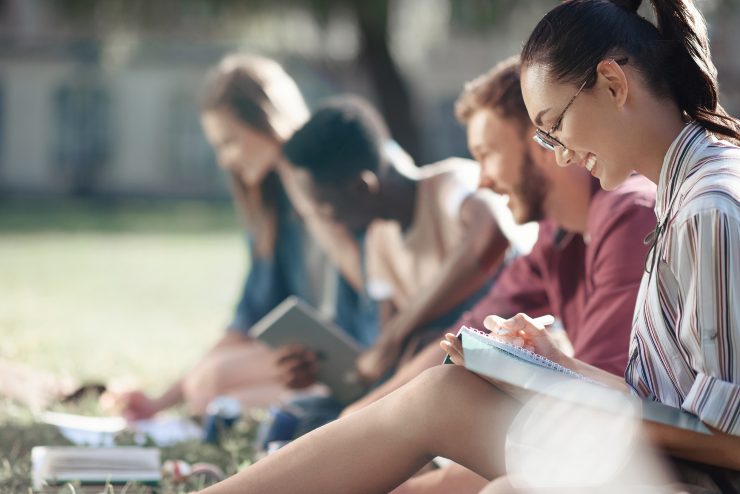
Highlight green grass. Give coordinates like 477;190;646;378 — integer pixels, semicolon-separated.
0;198;239;233
0;397;261;493
0;198;246;387
0;198;258;493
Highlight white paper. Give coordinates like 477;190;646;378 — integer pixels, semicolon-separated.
41;412;202;446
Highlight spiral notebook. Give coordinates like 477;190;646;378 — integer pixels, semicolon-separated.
458;326;593;381
451;325;710;434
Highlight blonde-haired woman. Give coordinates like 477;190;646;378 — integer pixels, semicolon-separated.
116;54;372;419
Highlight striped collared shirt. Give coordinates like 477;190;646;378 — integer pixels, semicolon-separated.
626;122;740;435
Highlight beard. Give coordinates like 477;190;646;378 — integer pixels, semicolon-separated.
513;147;549;224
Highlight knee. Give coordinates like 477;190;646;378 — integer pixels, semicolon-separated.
407;364;483;402
386;365;485;421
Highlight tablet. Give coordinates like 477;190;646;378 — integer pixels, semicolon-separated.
248;296;367;405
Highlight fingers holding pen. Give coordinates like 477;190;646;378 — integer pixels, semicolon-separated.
440;333;465;365
484;313;553;335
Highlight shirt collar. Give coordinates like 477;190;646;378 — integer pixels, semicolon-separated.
655;122;712;221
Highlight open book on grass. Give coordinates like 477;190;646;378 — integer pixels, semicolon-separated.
31;446;161;489
454;326;710;435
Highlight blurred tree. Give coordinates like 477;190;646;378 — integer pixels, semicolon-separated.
50;0;524;160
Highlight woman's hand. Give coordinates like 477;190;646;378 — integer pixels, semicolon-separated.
440;329;534;400
440;333;465;365
483;313;570;367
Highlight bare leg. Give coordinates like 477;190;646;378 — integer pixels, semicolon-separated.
183;341;282;414
390;463;488;494
0;358;76;409
199;365;519;494
479;476;527;494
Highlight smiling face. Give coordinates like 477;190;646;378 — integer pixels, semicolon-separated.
467;108;551;224
520;62;636;191
467;106;596;231
201;108;281;188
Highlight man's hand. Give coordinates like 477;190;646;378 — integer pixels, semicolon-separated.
275;344;319;389
355;333;404;384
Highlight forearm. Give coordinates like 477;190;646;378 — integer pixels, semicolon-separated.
390;237;507;344
277;161;363;290
346;343;445;415
563;356;630;391
644;421;740;471
304;218;363;291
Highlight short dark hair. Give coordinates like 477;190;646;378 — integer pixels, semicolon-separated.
455;55;530;132
283;97;389;184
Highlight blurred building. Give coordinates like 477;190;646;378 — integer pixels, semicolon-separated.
1;0;738;199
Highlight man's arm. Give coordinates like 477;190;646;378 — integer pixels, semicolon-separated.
278;161;364;291
572;196;656;375
393;191;509;335
343;342;445;416
353;219;554;396
644;422;740;471
356;191;509;381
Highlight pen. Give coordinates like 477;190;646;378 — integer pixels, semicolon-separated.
532;315;555;327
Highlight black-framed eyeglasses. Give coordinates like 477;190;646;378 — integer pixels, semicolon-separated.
533;58;628;152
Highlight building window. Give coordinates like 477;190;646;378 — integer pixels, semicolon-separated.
52;78;112;195
0;78;4;173
167;89;221;193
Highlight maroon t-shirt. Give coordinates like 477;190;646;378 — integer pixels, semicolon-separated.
456;175;656;375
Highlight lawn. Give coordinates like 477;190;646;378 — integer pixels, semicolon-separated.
0;198;246;387
0;198;258;493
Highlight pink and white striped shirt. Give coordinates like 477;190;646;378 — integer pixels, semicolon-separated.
626;122;740;435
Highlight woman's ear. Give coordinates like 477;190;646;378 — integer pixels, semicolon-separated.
596;59;629;109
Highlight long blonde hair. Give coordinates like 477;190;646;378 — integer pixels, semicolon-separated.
201;54;309;256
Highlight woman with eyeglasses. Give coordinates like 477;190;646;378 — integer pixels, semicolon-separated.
197;1;739;492
493;0;740;490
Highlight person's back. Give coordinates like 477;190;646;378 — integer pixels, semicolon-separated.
366;158;495;322
284;97;515;382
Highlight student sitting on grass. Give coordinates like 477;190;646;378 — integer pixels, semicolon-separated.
281;96;516;386
196;0;740;491
345;55;658;493
114;54;374;419
318;54;660;493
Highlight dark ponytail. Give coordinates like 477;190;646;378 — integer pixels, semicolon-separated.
521;0;740;142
